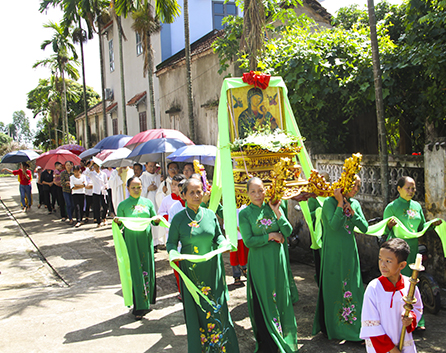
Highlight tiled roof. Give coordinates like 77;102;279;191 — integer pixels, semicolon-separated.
75;102;104;121
127;91;147;106
106;102;118;113
156;29;224;73
304;0;332;21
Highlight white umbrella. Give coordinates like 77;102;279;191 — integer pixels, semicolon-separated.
101;148;134;168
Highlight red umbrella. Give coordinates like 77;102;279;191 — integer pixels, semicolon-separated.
124;129;194;150
55;144;86;156
95;149;115;161
36;149;81;170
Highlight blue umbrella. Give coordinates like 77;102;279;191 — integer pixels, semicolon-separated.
127;138;187;163
167;145;217;166
1;150;40;163
78;148;101;160
93;134;132;150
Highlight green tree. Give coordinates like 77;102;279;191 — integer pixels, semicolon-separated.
0;132;13;148
34;21;79;145
40;0;110;145
28;78;100;148
11;111;33;145
368;0;389;206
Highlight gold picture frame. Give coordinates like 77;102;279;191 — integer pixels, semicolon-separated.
226;85;286;142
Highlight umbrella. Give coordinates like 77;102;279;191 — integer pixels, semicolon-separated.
55;144;86;156
93;134;132;150
35;149;81;170
102;148;134;168
125;129;194;150
127;138;187;164
79;148;101;160
1;150;40;164
167;145;217;166
95;149;115;161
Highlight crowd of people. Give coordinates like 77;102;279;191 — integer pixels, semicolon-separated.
3;159;442;353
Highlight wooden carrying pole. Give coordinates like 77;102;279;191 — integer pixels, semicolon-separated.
398;254;424;351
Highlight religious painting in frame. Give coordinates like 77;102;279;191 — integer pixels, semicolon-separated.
226;85;286;143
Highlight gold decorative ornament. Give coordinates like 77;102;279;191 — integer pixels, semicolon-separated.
307;153;362;197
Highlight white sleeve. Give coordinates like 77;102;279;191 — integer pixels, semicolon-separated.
360;282;386;340
70;175;75;189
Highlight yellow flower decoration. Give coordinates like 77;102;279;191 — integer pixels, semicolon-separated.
206;311;211;319
222;347;226;352
201;286;211;295
207;323;215;332
194;246;199;253
199;327;205;332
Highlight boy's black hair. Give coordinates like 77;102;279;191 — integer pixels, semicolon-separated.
380;238;410;263
133;163;143;170
172;173;186;183
73;165;81;172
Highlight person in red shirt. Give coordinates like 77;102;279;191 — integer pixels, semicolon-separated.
2;162;33;211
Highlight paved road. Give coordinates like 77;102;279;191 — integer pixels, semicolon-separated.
1;176;445;352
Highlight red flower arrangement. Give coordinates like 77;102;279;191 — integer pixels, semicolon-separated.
242;71;271;90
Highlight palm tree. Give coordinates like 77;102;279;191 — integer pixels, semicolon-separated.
40;0;110;146
114;0;180;132
367;0;389;207
34;21;79;145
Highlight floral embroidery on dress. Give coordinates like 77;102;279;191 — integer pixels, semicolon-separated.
258;218;274;228
141;268;150;300
189;220;200;228
405;208;419;219
272;291;283;336
338;277;358;325
132;204;147;213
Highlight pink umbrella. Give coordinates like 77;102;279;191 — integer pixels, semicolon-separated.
95;149;115;161
124;129;194;150
36;149;81;170
55;144;86;156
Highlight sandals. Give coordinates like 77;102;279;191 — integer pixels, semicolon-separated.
234;277;243;286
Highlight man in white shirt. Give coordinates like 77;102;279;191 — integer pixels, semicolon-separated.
155;162;179;210
108;166;134;214
84;160;109;227
138;162;160;206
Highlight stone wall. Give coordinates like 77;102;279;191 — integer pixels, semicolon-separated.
424;138;446;286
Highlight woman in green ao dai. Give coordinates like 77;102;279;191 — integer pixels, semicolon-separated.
239;177;298;353
166;178;239;353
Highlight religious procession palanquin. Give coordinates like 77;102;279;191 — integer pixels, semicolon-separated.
231;144;309;208
227;72;362;208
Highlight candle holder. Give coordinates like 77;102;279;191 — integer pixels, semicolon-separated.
398;261;424;351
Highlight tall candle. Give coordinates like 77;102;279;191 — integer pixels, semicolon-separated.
415;253;422;269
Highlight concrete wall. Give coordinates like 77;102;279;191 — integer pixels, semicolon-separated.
424;138;446;286
101;17;162;138
157;49;236;145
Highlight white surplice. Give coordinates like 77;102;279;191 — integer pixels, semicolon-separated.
360;275;423;353
108;167;134;214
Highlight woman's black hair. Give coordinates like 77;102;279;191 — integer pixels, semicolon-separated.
181;178;203;195
381;238;410;263
21;162;29;168
246;177;263;192
397;176;412;189
126;176;141;187
172;173;186;183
